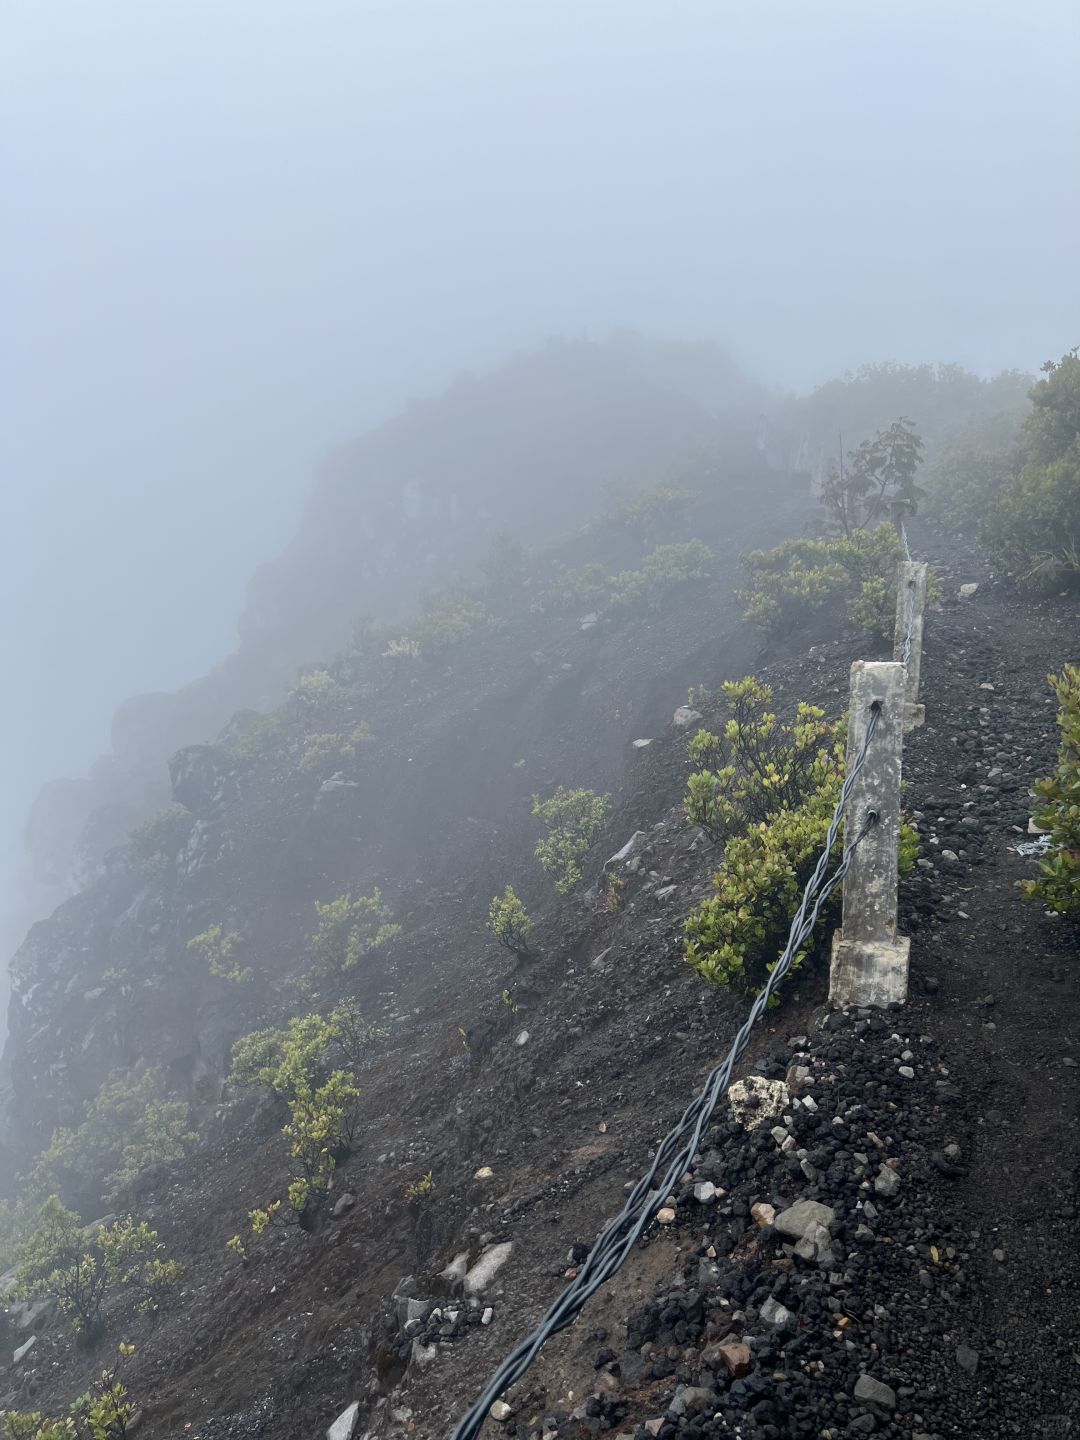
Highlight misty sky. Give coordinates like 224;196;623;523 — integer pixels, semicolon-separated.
2;0;1079;948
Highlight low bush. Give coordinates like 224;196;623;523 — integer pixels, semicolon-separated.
606;540;712;611
596;480;697;538
739;525;906;640
1022;664;1080;915
127;805;194;876
297;724;373;774
30;1071;195;1207
187;924;251;983
10;1198;180;1334
2;1345;137;1439
683;677;844;844
532;787;611;893
309;890;400;979
487;885;533;956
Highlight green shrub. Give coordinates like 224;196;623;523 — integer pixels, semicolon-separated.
922;414;1021;532
740;525;906;640
329;997;386;1069
127;805;194;875
606;540;712;611
683;677;844;844
398;589;486;657
982;351;1080;587
187;924;251;983
10;1198;179;1334
30;1071;195;1206
487;885;534;956
1022;664;1080;914
297;724;374;774
597;480;697;537
684;769;918;997
230;1013;362;1227
309;890;401;978
532;787;611;893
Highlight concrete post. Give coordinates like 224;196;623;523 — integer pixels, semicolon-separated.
892;561;928;731
829;661;910;1009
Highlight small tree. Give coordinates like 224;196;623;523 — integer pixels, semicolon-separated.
10;1198;180;1334
329;997;386;1069
487;886;534;956
187;924;251;983
532;787;611;894
822;417;925;538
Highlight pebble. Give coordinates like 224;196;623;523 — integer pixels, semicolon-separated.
956;1344;980;1374
750;1202;776;1227
874;1165;901;1198
854;1374;897;1409
656;1207;676;1225
759;1296;795;1329
489;1401;513;1421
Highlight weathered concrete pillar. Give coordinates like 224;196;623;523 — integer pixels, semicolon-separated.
829;661;910;1009
892;561;928;731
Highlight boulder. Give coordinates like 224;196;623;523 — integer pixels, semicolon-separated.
773;1199;837;1240
327;1401;360;1440
604;831;649;872
673;706;702;728
464;1242;513;1297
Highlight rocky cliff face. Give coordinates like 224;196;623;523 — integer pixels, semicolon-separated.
15;337;766;938
0;449;810;1166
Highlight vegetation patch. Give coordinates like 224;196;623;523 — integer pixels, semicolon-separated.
532;786;611;893
1023;664;1080;915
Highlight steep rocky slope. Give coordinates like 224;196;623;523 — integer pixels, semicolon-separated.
3;507;1077;1440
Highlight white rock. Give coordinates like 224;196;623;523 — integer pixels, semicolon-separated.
760;1296;794;1329
473;1166;494;1180
693;1181;717;1203
604;831;648;871
957;582;979;599
411;1339;438;1369
515;1030;530;1047
481;1307;494;1325
672;706;702;728
632;738;653;749
490;1401;513;1422
656;1207;677;1225
655;884;677;901
327;1402;360;1440
728;1076;789;1130
464;1242;513;1297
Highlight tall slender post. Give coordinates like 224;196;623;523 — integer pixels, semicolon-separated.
829;661;910;1009
893;561;928;731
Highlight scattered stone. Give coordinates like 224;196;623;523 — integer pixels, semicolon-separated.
481;1307;494;1325
604;831;649;871
327;1400;360;1440
773;1199;837;1240
728;1075;789;1129
854;1374;897;1409
489;1401;513;1422
515;1030;530;1047
693;1181;718;1203
673;706;702;728
464;1242;513;1297
958;583;979;599
715;1341;752;1378
874;1165;901;1198
473;1166;494;1180
898;1065;915;1079
13;1334;36;1365
655;884;678;901
750;1202;776;1227
632;738;653;749
656;1207;677;1225
332;1192;356;1217
956;1344;980;1374
759;1296;795;1329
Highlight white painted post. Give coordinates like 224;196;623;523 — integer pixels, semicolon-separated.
892;561;928;731
829;661;910;1009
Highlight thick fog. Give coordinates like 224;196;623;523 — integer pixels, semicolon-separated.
2;0;1078;1008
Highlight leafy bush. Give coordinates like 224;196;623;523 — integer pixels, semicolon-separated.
740;526;906;640
329;997;386;1069
30;1071;195;1207
297;724;374;774
597;480;697;537
1;1348;138;1440
309;890;400;979
982;351;1080;587
532;787;611;893
684;761;918;997
127;805;194;875
397;589;486;658
487;886;534;956
683;677;844;844
606;540;712;611
1022;664;1080;914
187;924;251;983
10;1198;180;1333
230;1012;362;1227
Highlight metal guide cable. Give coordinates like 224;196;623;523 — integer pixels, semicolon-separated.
449;707;882;1440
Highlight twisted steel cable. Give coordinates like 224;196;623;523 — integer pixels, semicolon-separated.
449;708;882;1440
